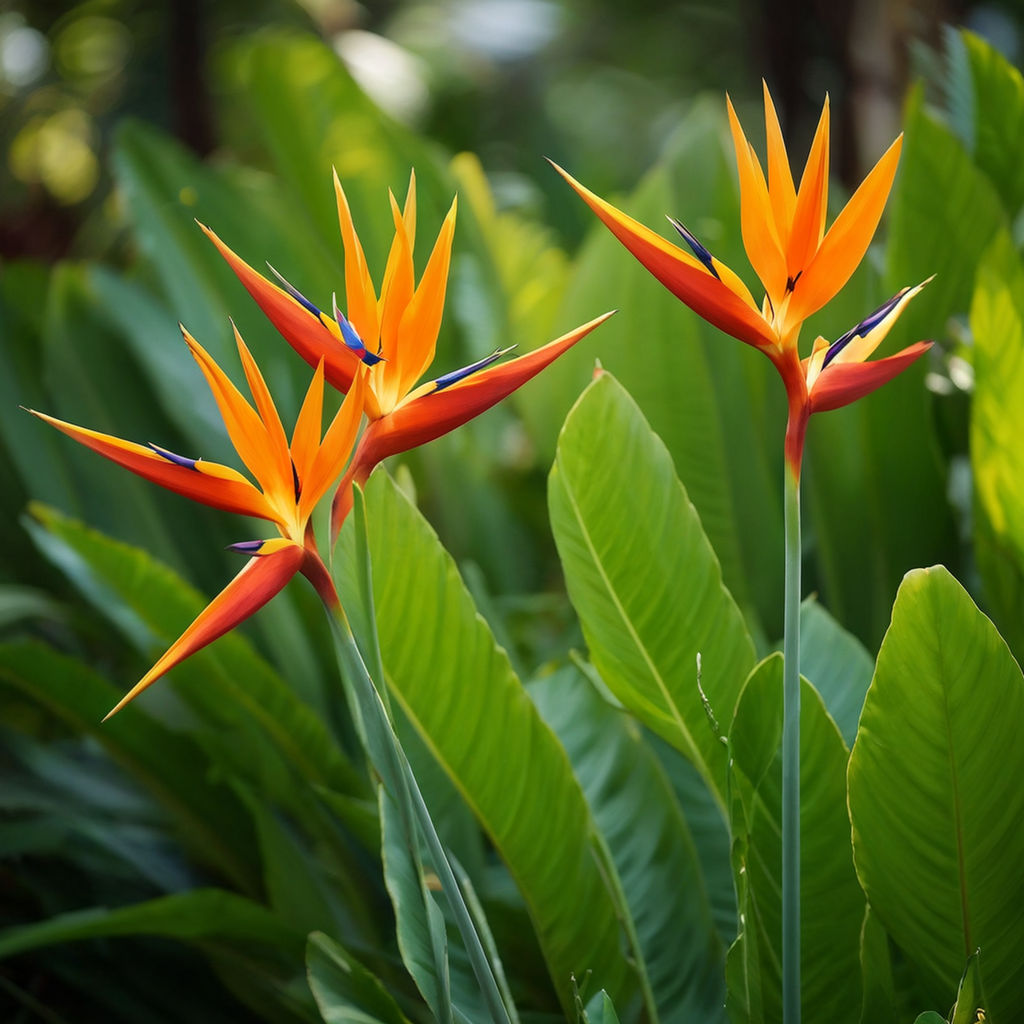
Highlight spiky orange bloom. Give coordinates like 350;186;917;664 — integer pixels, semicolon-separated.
201;170;614;534
554;84;932;471
31;326;365;718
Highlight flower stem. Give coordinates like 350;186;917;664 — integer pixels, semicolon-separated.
325;603;513;1024
782;459;802;1024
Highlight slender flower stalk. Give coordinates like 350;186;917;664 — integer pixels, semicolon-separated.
782;461;801;1022
557;85;935;1023
30;324;365;718
200;171;613;536
324;593;513;1024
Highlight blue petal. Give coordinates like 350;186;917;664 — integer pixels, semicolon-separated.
266;263;322;318
433;346;516;391
332;295;385;365
667;217;720;280
147;443;199;470
227;540;266;554
823;288;909;368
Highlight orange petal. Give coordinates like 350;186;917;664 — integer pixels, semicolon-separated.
762;82;796;243
103;543;305;719
301;364;366;520
231;323;294;499
787;96;830;276
808;341;931;414
200;222;360;394
291;359;326;496
397;197;457;397
334;169;381;352
726;96;788;307
378;190;416;374
789;134;903;325
182;328;282;492
553;162;774;349
30;410;271;520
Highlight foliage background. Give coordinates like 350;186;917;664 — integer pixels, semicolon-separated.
2;1;1024;1022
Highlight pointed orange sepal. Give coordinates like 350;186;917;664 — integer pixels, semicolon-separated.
103;542;305;719
200;222;361;393
551;162;774;350
372;312;613;460
29;410;271;520
808;341;931;414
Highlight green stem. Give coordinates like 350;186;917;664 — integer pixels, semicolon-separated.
326;604;513;1024
782;461;801;1024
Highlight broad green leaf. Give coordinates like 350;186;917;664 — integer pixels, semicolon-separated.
113;118;339;407
531;665;726;1023
0;889;303;960
969;238;1024;658
649;736;736;945
28;505;365;805
306;931;413;1024
942;29;1024;216
582;991;622;1024
858;907;896;1024
915;1015;947;1024
798;598;874;746
726;655;865;1024
222;33;456;268
951;952;986;1024
539;102;785;631
848;567;1024;1022
337;469;633;1016
548;371;755;808
0;586;65;629
0;641;258;892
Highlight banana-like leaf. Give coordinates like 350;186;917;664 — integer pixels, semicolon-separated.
969;237;1024;659
336;469;633;1017
726;655;865;1024
306;932;414;1024
531;664;726;1023
797;598;874;747
848;567;1024;1022
27;505;365;805
941;28;1024;216
0;641;259;893
548;370;755;809
539;103;785;631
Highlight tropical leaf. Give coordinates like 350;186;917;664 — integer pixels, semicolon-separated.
797;597;874;746
726;655;865;1024
531;664;726;1023
969;237;1024;658
942;28;1024;216
848;567;1024;1022
548;370;755;808
27;505;365;805
336;469;633;1017
0;641;259;893
539;102;786;631
306;931;414;1024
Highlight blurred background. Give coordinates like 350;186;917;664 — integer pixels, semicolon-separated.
2;0;1021;264
3;2;1024;1021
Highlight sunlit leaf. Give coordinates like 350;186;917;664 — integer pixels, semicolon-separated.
848;567;1024;1021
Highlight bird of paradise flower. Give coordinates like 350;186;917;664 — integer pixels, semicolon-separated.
552;84;932;471
30;326;365;719
200;170;613;534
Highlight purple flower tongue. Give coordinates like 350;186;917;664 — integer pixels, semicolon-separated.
147;443;199;470
668;217;721;280
823;287;909;368
227;540;266;554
